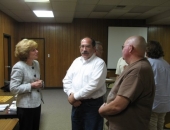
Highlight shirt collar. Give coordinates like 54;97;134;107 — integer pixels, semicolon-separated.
80;53;96;63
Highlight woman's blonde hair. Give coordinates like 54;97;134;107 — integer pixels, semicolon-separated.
15;39;38;61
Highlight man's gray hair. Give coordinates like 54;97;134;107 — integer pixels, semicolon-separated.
95;41;102;49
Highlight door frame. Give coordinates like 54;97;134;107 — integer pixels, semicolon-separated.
3;34;11;83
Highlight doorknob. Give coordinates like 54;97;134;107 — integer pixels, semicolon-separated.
5;66;11;68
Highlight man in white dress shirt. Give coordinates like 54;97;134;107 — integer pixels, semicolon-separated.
63;37;107;130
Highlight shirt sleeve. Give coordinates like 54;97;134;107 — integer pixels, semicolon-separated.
117;73;143;103
62;60;75;96
10;64;32;94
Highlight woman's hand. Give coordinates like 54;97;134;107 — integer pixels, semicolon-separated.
31;80;43;89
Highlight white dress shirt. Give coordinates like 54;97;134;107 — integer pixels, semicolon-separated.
63;54;107;100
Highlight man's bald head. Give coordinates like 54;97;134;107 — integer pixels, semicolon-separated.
127;36;146;55
122;36;146;64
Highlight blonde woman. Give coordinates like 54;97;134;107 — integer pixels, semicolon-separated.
10;39;44;130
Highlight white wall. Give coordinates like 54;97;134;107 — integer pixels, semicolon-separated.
107;27;147;69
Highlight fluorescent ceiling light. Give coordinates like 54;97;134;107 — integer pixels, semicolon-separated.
33;10;54;17
25;0;49;2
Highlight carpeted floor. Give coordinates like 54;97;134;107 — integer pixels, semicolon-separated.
40;89;71;130
39;89;110;130
39;89;170;130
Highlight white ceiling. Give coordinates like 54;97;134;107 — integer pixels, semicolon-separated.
0;0;170;25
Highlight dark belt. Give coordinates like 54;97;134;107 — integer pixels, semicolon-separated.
80;96;103;102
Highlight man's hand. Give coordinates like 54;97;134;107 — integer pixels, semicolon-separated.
99;96;130;118
68;93;76;105
99;103;107;117
68;93;82;107
73;100;82;107
99;103;110;119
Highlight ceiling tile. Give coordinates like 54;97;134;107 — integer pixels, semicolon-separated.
0;0;24;2
139;0;169;6
104;13;123;19
55;17;73;23
51;1;76;11
146;17;170;25
129;6;154;13
110;8;129;13
160;1;170;6
0;1;30;10
118;0;143;6
26;2;52;10
0;0;170;24
93;5;114;12
0;4;7;10
145;7;170;14
104;10;126;19
89;12;108;18
19;16;40;22
120;13;141;19
10;10;35;17
53;11;74;17
77;0;99;4
74;12;91;18
98;0;122;5
75;5;95;12
135;13;157;19
51;0;77;1
0;9;23;21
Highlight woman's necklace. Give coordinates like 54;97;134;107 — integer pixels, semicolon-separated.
26;61;36;79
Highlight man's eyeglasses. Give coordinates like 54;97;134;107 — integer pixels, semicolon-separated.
122;46;125;50
122;44;130;50
79;45;92;49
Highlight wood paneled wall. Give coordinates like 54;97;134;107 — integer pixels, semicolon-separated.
18;19;146;87
1;13;170;88
18;21;107;87
0;11;18;87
